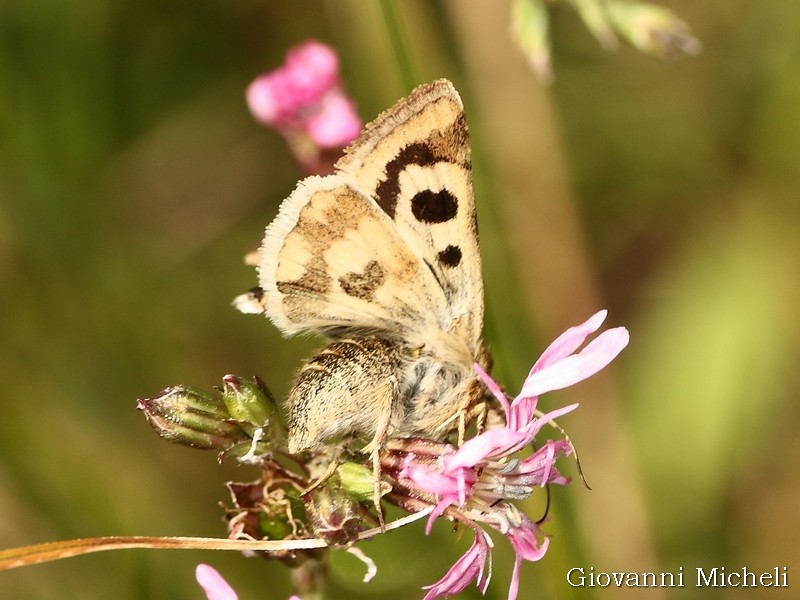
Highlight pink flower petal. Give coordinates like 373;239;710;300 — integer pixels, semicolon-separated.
474;362;511;416
422;528;493;600
539;440;555;485
508;537;550;600
505;517;550;600
246;40;353;139
520;326;629;398
425;498;455;534
246;72;295;127
402;460;468;500
284;41;340;104
304;92;362;147
515;439;573;487
529;310;608;375
443;428;529;470
196;564;238;600
510;401;579;440
506;516;549;562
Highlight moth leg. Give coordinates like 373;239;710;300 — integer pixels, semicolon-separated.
372;449;385;530
454;378;490;445
363;409;392;530
300;450;341;496
458;399;488;444
473;399;488;434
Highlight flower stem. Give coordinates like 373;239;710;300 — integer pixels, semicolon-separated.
378;0;418;90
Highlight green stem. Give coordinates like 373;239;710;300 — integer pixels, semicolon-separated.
378;0;418;89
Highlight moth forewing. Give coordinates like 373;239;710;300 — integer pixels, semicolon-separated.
336;80;471;197
392;160;483;340
337;80;483;351
258;176;448;338
254;78;487;460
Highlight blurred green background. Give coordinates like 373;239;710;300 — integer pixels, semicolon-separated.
1;1;798;598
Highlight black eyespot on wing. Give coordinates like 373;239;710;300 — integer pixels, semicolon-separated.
437;245;462;268
411;189;458;224
375;143;437;218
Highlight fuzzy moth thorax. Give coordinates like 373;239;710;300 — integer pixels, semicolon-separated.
286;332;484;453
286;336;405;454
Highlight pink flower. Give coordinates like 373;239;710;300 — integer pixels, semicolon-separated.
246;40;362;156
246;70;296;128
283;41;340;104
399;311;629;600
305;93;363;148
502;309;630;430
506;514;550;600
196;564;238;600
196;564;302;600
422;526;493;600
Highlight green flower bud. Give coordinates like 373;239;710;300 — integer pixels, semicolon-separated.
567;0;618;50
220;375;278;428
137;385;247;450
606;1;701;59
336;462;389;503
510;0;553;84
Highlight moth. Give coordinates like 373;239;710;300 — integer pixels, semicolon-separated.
239;79;488;460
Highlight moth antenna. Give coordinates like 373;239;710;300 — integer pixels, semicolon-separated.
536;482;552;525
534;410;591;490
371;448;386;530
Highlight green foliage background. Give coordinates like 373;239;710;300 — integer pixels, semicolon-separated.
1;1;798;598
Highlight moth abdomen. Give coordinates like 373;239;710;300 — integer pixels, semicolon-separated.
286;336;405;454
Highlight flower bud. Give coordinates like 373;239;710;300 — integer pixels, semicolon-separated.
221;375;278;429
510;0;553;84
306;475;363;545
606;1;701;58
137;385;247;450
336;462;387;503
304;92;362;149
246;40;361;175
567;0;618;50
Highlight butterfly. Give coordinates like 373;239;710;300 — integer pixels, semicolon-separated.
238;79;488;461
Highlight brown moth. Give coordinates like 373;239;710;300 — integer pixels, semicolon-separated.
242;79;487;459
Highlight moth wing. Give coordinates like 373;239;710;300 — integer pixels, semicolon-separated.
335;79;483;350
258;175;448;337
